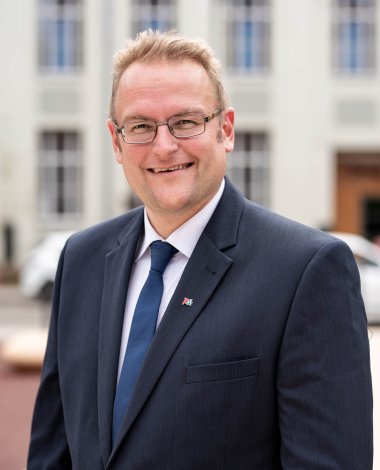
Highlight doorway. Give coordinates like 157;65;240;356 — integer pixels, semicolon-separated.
335;152;380;240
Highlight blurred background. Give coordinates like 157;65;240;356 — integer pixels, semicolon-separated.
0;0;379;468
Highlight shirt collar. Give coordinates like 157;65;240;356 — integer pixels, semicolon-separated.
136;178;225;261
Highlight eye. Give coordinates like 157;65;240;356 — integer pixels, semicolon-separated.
125;121;155;134
170;115;203;129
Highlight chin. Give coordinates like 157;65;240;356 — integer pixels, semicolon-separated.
152;189;193;209
156;200;191;214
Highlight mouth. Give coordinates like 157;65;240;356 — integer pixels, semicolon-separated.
149;163;193;174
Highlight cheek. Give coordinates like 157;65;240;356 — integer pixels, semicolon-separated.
122;162;139;183
120;149;141;172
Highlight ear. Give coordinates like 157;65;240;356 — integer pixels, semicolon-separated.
107;119;123;163
222;107;235;154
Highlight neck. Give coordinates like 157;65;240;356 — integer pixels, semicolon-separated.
146;210;197;239
146;198;214;239
145;180;225;239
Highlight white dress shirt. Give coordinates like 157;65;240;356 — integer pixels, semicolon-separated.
117;179;225;379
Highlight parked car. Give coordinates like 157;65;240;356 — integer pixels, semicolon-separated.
20;232;73;301
19;229;380;323
330;232;380;324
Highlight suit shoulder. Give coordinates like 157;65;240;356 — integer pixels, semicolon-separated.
66;206;144;253
240;199;346;256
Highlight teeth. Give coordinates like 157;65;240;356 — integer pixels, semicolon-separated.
152;164;188;173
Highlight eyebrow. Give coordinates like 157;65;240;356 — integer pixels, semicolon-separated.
121;107;207;123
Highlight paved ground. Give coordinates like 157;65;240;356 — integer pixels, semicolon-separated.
0;284;379;469
0;358;40;470
0;286;49;340
0;286;46;470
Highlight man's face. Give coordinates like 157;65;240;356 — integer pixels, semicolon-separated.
108;60;234;229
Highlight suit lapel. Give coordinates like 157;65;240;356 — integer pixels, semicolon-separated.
98;210;144;466
110;179;245;459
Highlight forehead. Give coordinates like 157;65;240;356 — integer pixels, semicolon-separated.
115;60;216;119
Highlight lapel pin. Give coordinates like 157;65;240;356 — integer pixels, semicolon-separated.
182;297;193;307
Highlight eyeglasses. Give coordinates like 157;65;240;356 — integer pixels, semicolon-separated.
114;109;222;144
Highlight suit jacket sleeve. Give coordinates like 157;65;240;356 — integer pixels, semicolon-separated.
27;244;72;469
277;238;373;468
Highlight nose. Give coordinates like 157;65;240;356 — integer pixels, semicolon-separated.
152;123;178;157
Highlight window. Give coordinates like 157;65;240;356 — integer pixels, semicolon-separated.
332;0;376;75
131;0;176;37
38;0;84;72
225;0;271;73
227;132;270;206
39;131;82;221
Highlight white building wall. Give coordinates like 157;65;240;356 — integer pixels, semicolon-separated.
1;0;380;268
272;0;331;228
0;0;36;267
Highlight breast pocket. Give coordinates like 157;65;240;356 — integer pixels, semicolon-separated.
185;357;260;384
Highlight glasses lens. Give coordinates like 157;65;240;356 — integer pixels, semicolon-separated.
168;114;205;138
124;120;156;143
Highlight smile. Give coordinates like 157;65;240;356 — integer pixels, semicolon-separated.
150;163;192;174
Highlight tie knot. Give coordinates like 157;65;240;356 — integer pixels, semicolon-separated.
149;241;177;274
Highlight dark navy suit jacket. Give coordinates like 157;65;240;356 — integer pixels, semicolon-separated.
28;179;373;469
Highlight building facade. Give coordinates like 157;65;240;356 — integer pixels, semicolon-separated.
1;0;380;272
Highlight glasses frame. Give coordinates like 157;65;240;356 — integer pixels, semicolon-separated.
114;108;223;144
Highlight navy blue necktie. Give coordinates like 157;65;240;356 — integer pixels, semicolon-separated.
112;241;177;444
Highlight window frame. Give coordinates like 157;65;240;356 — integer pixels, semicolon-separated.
38;130;83;222
227;131;270;207
225;0;271;74
131;0;177;37
38;0;84;74
332;0;376;75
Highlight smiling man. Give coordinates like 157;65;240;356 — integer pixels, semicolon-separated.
28;30;373;469
108;58;234;237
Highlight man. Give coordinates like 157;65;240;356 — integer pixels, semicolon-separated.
28;30;373;469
